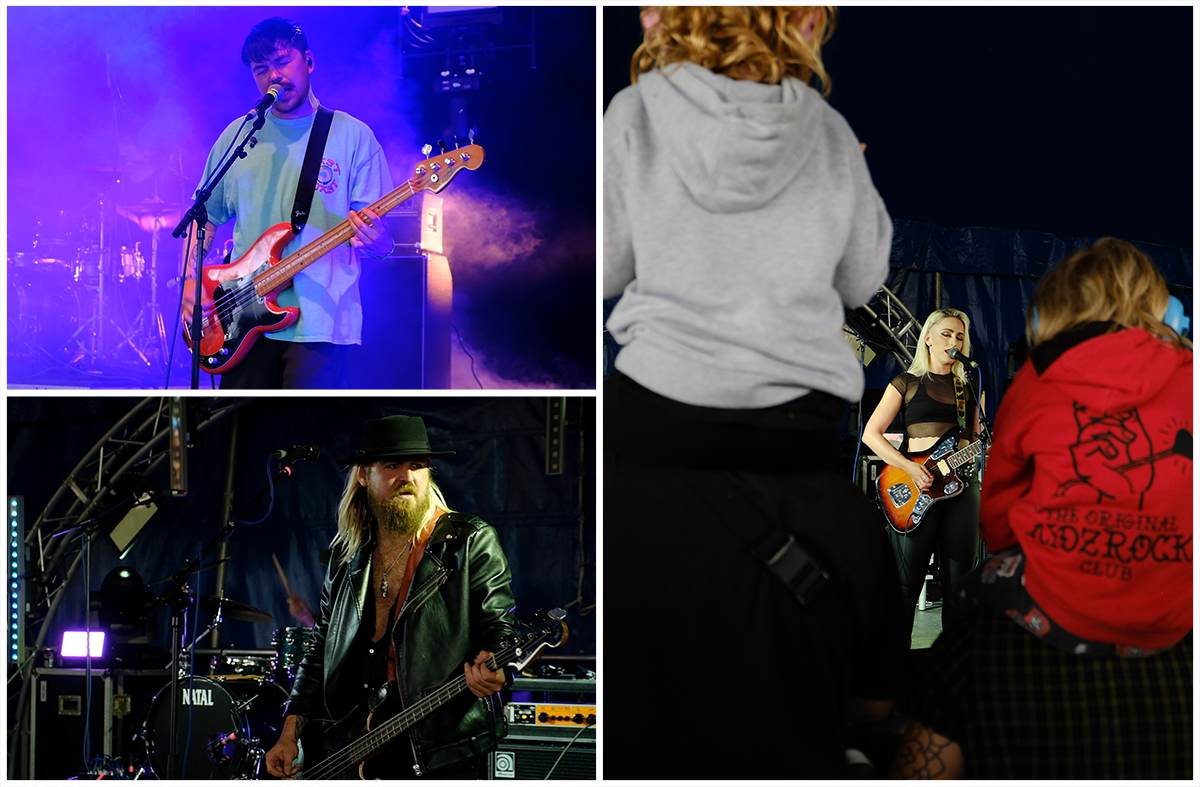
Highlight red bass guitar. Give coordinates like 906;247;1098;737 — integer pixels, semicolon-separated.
183;144;484;374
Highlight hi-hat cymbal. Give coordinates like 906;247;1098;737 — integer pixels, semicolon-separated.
199;594;273;623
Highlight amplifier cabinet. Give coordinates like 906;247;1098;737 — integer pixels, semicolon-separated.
491;726;596;780
27;668;170;779
347;253;453;389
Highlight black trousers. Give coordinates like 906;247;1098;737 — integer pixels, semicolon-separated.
888;484;980;636
603;373;908;780
217;338;350;389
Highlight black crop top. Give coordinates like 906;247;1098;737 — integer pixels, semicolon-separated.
888;372;977;443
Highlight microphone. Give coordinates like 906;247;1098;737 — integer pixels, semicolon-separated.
948;348;979;368
271;443;320;464
246;84;283;119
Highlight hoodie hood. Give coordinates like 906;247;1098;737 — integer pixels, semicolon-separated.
638;62;823;213
1032;325;1188;412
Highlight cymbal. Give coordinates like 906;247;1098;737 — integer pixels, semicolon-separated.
84;162;156;175
117;198;184;214
199;594;273;623
115;199;182;232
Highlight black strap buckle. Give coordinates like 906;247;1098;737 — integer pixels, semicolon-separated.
759;534;830;607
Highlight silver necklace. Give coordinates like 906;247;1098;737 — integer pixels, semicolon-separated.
378;540;412;598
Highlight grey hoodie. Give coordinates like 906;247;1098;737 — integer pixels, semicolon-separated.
604;62;892;407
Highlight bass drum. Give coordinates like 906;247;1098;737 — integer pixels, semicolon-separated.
8;266;82;357
142;675;288;779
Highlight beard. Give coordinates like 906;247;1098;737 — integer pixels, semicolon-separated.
368;482;434;538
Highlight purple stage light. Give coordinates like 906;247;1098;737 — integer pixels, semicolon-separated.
60;630;105;658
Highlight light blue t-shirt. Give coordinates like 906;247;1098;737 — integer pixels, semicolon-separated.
197;105;393;343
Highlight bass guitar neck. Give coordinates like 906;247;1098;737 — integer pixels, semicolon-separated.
299;609;567;780
184;144;484;374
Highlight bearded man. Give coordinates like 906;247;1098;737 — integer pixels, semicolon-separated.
265;414;516;779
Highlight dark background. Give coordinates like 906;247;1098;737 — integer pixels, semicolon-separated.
604;6;1192;247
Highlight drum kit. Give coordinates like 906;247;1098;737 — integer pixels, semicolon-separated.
8;190;182;373
133;593;316;780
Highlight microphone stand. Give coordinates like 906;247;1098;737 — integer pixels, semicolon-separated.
141;449;307;778
172;111;270;390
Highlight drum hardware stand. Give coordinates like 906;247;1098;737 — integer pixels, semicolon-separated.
118;202;178;371
67;192;153;371
139;452;304;778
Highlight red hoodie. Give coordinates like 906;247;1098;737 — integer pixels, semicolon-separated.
981;325;1192;648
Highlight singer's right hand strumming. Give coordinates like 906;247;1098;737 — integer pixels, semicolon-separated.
265;714;306;778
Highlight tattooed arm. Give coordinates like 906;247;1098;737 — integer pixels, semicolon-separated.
180;220;218;323
890;719;964;779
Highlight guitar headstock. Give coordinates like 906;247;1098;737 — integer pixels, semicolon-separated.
410;144;485;194
497;608;568;671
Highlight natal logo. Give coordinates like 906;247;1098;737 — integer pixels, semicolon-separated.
317;158;341;194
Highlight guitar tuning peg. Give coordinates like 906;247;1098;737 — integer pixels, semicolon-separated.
452;135;460;150
468;128;476;145
421;143;432;157
437;139;446;154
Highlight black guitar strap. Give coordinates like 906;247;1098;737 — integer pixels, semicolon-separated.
682;472;831;608
291;104;335;235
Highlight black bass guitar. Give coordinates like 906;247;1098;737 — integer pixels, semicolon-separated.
183;144;484;374
297;608;567;780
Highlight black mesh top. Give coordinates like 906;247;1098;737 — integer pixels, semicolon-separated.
889;372;976;442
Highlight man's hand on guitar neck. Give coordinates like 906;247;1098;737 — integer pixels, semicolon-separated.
464;650;506;698
348;208;393;258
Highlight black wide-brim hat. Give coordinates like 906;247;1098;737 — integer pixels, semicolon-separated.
337;414;456;465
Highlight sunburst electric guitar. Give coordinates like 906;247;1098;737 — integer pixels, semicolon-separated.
296;609;568;780
183;144;484;374
876;427;983;534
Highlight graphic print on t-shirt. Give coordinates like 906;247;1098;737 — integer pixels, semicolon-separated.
317;158;341;194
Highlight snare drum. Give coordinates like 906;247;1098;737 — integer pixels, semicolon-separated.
142;675;287;779
272;626;315;680
209;652;276;680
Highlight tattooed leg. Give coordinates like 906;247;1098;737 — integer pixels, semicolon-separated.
890;719;964;779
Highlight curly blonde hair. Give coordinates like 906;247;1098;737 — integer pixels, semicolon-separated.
631;6;837;93
1028;237;1190;350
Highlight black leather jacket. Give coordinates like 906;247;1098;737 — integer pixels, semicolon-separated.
286;512;516;774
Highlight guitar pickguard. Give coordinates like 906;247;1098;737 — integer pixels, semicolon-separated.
190;261;293;372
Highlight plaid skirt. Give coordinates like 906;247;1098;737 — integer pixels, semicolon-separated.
910;607;1193;779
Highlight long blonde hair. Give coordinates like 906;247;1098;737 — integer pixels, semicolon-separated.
907;308;973;383
631;6;837;94
331;465;453;564
1028;237;1190;350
